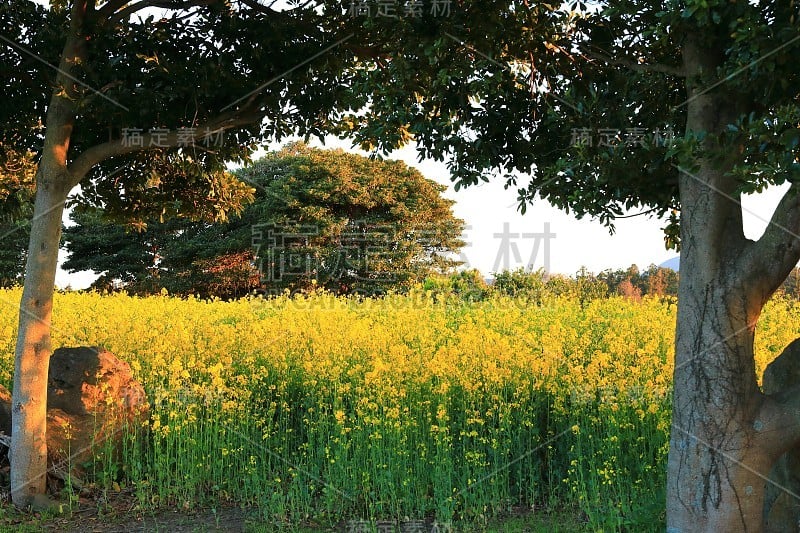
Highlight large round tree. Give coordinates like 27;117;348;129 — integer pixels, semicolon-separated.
243;143;465;295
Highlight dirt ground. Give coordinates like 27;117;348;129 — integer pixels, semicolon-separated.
35;506;257;532
0;489;271;533
0;486;584;532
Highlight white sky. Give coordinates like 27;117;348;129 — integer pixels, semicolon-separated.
55;135;790;289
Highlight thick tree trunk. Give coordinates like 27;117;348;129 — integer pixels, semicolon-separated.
10;168;70;507
666;279;777;532
665;221;800;531
664;34;800;532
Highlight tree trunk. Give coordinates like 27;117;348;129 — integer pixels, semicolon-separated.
665;34;800;531
666;277;777;532
10;168;70;507
665;218;800;531
9;0;86;507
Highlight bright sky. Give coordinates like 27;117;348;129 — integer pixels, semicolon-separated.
56;135;790;289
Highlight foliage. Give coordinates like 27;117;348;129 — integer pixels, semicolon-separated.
0;0;388;299
512;268;610;308
0;218;31;289
62;208;168;291
1;0;367;225
62;207;258;298
422;265;681;307
0;0;54;171
493;267;621;306
0;145;38;289
346;2;799;249
344;2;681;242
422;269;491;301
62;144;465;298
493;268;548;302
570;267;609;306
242;143;465;295
427;266;674;306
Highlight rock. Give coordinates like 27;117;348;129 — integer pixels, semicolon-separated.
48;346;148;417
763;339;800;532
0;346;149;485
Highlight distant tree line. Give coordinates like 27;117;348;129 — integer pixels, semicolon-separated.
422;265;680;306
421;265;800;305
596;264;680;300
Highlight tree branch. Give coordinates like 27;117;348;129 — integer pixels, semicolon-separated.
582;47;687;77
67;111;264;186
95;0;129;18
739;182;800;301
104;0;219;24
237;0;279;15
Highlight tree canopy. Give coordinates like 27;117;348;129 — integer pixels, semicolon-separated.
2;0;365;227
345;1;798;247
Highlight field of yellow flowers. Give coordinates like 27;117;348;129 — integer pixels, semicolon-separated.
0;288;797;530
